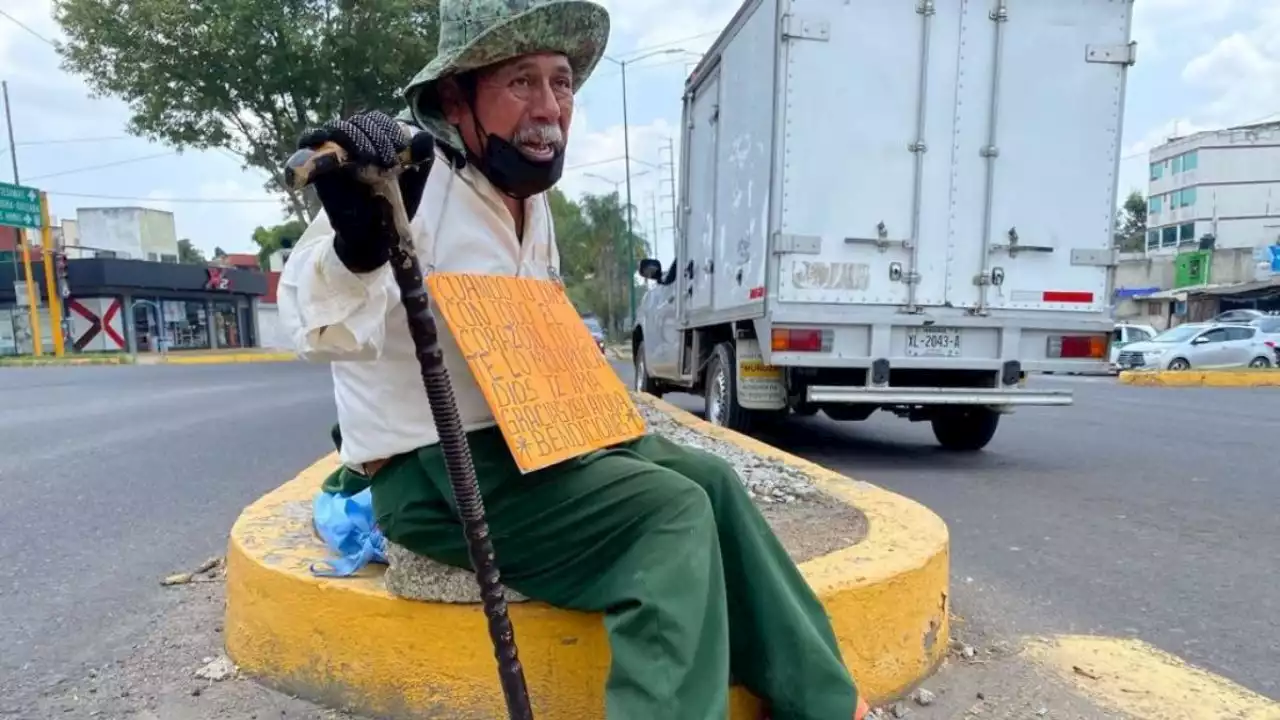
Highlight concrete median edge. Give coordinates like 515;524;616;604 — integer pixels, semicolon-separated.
1118;369;1280;387
224;393;950;718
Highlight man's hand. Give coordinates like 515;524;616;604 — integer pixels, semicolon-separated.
297;111;434;273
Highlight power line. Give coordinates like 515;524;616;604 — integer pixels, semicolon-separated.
24;151;178;181
591;56;700;83
0;135;139;158
566;155;628;171
45;190;278;204
17;135;134;147
615;31;718;61
0;9;58;48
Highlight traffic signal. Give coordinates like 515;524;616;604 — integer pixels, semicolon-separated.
54;251;70;298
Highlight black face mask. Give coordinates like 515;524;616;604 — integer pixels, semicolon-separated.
477;132;565;199
460;109;564;199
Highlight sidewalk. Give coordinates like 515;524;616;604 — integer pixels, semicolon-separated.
133;348;298;365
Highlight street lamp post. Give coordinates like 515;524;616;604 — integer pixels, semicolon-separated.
583;170;650;337
583;169;650;195
602;47;690;325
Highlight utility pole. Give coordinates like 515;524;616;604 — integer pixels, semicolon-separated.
602;49;688;325
619;59;635;328
3;80;43;356
1;81;15;355
649;193;659;253
3;81;18;182
657;137;679;261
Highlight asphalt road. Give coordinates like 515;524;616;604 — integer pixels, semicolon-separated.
614;364;1279;700
0;363;337;712
2;362;1276;713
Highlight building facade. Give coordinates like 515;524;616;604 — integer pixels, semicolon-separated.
1145;120;1280;255
1112;120;1280;328
0;258;266;356
73;207;180;262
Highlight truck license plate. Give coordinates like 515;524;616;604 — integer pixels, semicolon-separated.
906;327;961;357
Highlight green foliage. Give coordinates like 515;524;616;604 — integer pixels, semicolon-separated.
251;219;308;269
53;0;441;222
1115;190;1148;253
176;238;206;265
550;189;649;338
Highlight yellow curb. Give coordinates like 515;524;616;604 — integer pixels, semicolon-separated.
1119;369;1280;387
157;351;298;365
635;395;951;699
0;355;132;367
225;395;949;719
1026;634;1280;720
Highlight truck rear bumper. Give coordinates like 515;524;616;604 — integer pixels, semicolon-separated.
806;385;1074;407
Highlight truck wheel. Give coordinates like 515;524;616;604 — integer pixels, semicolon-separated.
633;341;663;396
705;342;757;433
930;408;1000;452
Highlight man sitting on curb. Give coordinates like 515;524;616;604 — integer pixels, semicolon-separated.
279;1;869;718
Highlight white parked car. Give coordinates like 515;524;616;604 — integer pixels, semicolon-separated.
1109;323;1158;371
1249;316;1280;364
1115;323;1275;371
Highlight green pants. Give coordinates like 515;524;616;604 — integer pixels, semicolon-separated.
336;426;857;719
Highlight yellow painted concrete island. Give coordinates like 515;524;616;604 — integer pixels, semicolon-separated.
1119;369;1280;387
224;394;951;719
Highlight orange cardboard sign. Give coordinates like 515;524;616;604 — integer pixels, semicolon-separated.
426;273;647;473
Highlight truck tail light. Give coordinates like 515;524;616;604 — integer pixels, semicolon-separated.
771;328;832;352
1047;334;1107;359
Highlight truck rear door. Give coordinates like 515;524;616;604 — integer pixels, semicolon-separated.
774;0;1130;316
774;0;948;308
947;0;1128;315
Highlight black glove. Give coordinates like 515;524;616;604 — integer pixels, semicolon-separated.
297;111;435;273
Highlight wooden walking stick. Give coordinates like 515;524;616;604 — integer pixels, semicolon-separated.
284;132;534;720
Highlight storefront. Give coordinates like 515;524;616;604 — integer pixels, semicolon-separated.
0;258;266;355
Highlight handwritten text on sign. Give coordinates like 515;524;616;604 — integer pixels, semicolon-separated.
426;273;647;473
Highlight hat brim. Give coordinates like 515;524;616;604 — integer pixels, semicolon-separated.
403;1;610;150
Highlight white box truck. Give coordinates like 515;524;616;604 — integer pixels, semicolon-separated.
631;0;1135;450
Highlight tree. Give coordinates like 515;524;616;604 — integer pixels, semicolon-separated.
177;238;206;265
1114;190;1148;253
550;190;650;338
54;0;440;222
213;246;228;259
251;219;307;269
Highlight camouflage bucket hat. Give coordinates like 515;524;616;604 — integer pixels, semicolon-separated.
402;0;611;150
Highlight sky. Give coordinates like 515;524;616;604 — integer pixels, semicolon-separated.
1;0;1278;266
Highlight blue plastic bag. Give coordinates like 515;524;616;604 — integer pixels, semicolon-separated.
310;488;388;577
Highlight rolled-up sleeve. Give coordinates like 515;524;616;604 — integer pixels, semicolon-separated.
277;211;398;362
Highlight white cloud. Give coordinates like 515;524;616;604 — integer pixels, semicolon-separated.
1132;0;1240;59
560;107;682;261
596;0;734;58
1180;5;1280;129
136;178;285;255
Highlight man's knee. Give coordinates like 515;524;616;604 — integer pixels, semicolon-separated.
651;438;744;502
630;463;717;526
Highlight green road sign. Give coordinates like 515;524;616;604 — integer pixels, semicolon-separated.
0;181;43;230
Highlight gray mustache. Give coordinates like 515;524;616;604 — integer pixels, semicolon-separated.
513;123;564;148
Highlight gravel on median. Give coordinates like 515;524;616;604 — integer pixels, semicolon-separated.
386;397;868;603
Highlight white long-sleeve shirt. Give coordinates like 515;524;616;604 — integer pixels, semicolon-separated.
278;148;561;469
